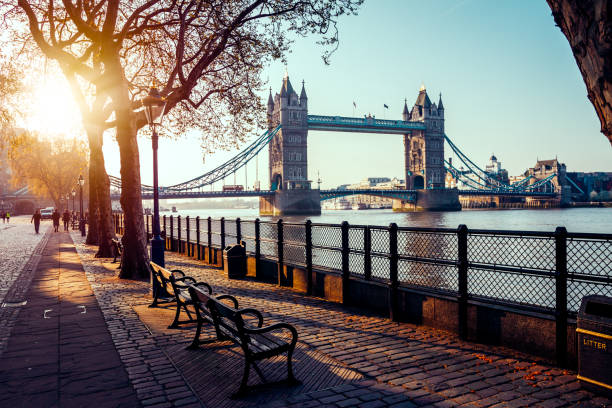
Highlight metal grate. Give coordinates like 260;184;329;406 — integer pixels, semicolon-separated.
468;268;556;309
398;230;458;261
567;237;612;277
398;260;458;293
312;225;342;248
468;233;556;272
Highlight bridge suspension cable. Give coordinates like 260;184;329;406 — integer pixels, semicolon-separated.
444;134;556;193
109;125;281;192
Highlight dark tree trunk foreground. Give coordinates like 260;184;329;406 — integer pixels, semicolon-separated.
547;0;612;146
104;55;149;279
90;131;116;258
86;150;99;245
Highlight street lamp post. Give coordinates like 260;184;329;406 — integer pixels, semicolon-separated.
71;189;76;229
78;175;85;236
142;86;167;267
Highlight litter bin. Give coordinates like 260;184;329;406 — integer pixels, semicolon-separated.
577;295;612;396
223;242;246;279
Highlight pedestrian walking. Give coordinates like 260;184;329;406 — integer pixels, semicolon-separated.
52;209;60;232
31;209;42;234
5;211;10;223
62;209;70;231
0;210;4;223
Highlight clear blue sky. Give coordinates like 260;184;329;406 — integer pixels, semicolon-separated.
103;0;611;189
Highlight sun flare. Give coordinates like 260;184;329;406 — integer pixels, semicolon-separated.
23;74;84;138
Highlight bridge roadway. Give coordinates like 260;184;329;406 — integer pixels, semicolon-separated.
109;189;557;201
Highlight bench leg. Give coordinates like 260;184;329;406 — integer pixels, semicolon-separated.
168;302;183;328
186;319;203;349
287;348;299;384
235;360;251;397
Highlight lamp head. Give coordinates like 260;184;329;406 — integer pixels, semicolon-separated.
142;86;167;127
78;175;85;186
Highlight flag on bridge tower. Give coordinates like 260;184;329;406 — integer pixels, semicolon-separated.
383;104;389;109
353;101;357;108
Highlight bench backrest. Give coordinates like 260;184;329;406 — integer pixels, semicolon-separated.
210;298;249;345
150;262;177;297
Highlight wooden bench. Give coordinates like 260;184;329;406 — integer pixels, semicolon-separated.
111;238;123;267
150;262;212;329
188;284;299;396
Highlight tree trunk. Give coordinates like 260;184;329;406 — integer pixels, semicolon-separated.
86;151;99;245
95;141;116;258
547;0;612;146
104;56;149;279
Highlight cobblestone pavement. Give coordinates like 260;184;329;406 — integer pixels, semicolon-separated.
0;216;51;356
0;216;50;306
71;232;204;408
159;252;611;408
0;231;140;407
65;234;610;408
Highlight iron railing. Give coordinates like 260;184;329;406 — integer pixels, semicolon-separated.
115;213;611;364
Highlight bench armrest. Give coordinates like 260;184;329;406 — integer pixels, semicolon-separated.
192;281;212;294
174;276;197;288
243;323;298;344
237;308;264;328
216;294;239;308
170;269;186;278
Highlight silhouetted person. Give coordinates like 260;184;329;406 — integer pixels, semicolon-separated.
0;211;5;223
62;209;70;231
31;209;42;234
52;209;60;232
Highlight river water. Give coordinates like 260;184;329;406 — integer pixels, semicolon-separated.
164;207;612;234
158;206;611;312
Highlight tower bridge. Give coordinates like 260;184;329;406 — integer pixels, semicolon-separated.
108;75;566;214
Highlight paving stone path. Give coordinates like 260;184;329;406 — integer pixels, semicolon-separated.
0;231;140;407
5;229;608;408
71;233;203;408
157;252;611;408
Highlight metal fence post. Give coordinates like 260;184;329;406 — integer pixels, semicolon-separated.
305;220;313;295
364;226;372;281
186;216;190;256
389;223;399;321
170;216;174;251
277;219;284;286
177;215;182;253
341;221;350;304
236;217;242;244
457;224;469;340
220;217;226;268
163;215;167;249
555;226;568;367
146;214;150;240
207;216;212;263
196;216;201;260
255;218;261;274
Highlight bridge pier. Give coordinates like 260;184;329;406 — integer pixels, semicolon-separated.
259;190;321;216
393;189;461;212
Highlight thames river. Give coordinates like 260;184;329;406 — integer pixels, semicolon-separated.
164;206;612;233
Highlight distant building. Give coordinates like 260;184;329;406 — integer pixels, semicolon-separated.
566;172;612;201
484;154;509;186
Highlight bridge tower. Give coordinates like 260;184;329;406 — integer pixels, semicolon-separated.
396;85;460;211
260;74;321;215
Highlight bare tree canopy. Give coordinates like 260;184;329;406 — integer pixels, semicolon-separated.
6;131;88;209
3;0;364;279
547;0;612;146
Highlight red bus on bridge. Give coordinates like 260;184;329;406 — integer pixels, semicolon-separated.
222;185;244;192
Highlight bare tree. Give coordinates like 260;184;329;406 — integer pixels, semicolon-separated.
547;0;612;146
6;0;363;279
